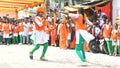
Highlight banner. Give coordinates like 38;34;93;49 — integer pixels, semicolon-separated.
96;2;111;20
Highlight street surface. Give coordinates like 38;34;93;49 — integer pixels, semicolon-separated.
0;45;120;68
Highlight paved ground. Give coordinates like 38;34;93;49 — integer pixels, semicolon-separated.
0;45;120;68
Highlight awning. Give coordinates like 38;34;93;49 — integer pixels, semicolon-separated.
0;0;44;11
64;6;78;11
63;0;110;22
64;0;109;11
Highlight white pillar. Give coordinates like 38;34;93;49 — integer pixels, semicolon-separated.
50;0;55;10
112;0;120;24
69;0;73;6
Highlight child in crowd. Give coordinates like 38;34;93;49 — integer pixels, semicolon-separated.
2;19;11;45
112;24;120;56
102;19;112;55
13;23;19;44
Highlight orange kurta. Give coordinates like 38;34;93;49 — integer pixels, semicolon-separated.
111;29;117;40
59;19;68;49
19;22;24;32
103;24;112;38
13;25;19;34
34;16;45;31
75;14;87;30
51;24;57;45
71;14;87;47
3;23;10;34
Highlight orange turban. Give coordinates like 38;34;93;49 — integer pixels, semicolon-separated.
36;7;44;13
62;18;67;24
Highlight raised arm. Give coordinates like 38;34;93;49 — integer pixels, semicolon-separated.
69;13;79;19
85;18;93;26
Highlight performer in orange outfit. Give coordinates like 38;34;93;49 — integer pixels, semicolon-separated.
68;8;94;62
29;7;49;61
51;24;57;46
102;19;112;55
58;18;68;49
2;19;11;45
51;9;57;46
